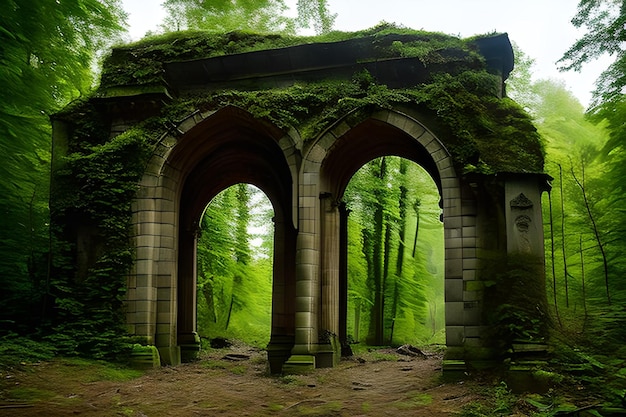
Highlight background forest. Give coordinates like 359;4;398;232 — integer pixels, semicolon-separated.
1;0;625;401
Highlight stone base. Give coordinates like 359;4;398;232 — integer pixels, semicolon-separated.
129;344;161;369
267;335;295;374
282;355;316;374
179;332;201;363
316;335;341;368
441;359;467;380
158;345;181;366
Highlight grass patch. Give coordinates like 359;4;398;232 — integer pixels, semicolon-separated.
201;359;249;375
296;400;343;415
6;387;55;402
57;357;143;382
395;392;433;409
276;374;307;386
268;403;284;411
0;335;56;369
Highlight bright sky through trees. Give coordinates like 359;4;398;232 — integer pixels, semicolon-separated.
120;0;608;108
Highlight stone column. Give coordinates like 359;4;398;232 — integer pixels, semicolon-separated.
318;193;340;367
267;216;296;373
338;203;350;355
177;228;200;363
284;184;320;371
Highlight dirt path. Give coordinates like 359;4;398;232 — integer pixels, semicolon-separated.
0;345;482;416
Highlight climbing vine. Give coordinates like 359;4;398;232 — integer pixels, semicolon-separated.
49;106;156;358
50;26;545;358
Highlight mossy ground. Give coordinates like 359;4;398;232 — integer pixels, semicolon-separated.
1;342;622;416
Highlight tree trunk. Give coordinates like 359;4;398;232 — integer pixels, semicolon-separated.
411;199;421;258
200;275;217;323
579;234;588;329
558;164;570;308
390;180;408;345
368;157;387;345
548;190;561;325
571;161;610;305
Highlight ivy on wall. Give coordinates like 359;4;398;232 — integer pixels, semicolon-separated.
51;26;545;357
50;111;155;357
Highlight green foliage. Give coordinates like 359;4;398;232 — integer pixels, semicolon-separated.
0;0;126;334
160;0;295;34
48;126;154;358
295;0;336;34
558;0;626;112
156;68;540;173
196;185;273;346
0;334;56;369
482;253;550;348
344;157;444;346
558;2;626;308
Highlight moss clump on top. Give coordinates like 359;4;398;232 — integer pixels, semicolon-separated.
99;23;484;89
155;67;542;174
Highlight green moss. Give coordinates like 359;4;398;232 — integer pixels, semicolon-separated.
481;253;551;351
50;27;545;359
100;23;483;89
156;68;542;173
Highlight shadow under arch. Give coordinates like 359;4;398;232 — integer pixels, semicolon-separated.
293;107;465;364
131;106;298;367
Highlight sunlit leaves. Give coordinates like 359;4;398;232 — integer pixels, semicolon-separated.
196;185;274;344
0;0;126;334
160;0;295;34
344;157;444;346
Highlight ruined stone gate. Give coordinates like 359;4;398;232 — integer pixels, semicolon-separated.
52;29;551;372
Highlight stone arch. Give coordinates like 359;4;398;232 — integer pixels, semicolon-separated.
289;108;475;367
127;106;300;365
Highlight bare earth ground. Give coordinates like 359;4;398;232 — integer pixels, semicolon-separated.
0;344;484;416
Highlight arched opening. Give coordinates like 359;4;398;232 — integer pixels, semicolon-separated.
196;184;275;347
138;107;299;367
292;109;466;368
343;156;445;348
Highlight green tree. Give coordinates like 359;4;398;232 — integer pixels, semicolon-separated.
344;157;444;347
296;0;336;34
161;0;295;33
0;0;126;335
559;1;626;305
196;184;274;345
558;0;626;113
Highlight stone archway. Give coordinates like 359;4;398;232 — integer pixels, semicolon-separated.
285;109;478;369
52;29;551;373
127;106;300;365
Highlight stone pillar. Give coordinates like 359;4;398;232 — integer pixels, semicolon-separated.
338;203;350;355
317;193;340;367
284;182;320;371
177;228;200;363
505;177;546;258
267;216;296;373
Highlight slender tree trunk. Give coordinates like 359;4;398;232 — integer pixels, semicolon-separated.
224;275;242;330
558;164;569;307
411;199;421;258
390;178;408;345
382;218;392;340
579;234;588;329
570;162;610;305
201;275;217;323
369;158;387;345
363;229;376;344
548;191;561;325
354;298;361;342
